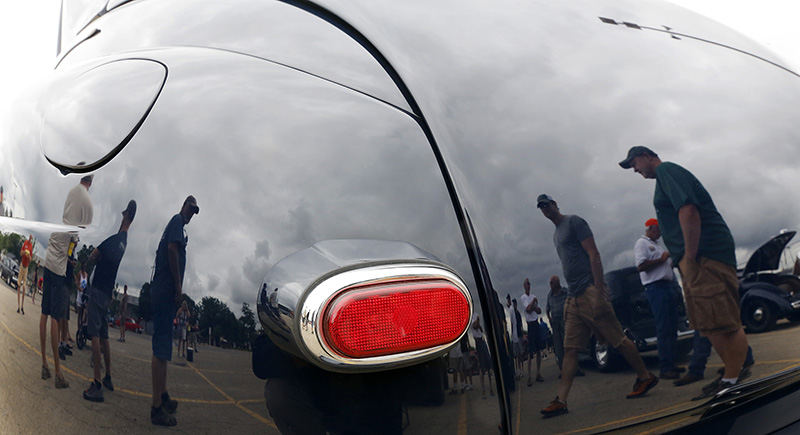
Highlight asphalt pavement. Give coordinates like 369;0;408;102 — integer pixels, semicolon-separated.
0;280;277;434
2;278;800;434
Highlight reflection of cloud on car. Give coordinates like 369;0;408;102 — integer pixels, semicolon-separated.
738;230;800;333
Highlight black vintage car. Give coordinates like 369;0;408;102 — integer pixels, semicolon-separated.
739;231;800;333
589;267;694;371
2;0;800;433
1;256;19;289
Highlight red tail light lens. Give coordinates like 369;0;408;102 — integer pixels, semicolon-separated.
322;279;471;359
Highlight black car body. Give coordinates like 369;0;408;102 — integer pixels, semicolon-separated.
1;0;800;433
590;267;694;371
1;256;19;289
739;231;800;332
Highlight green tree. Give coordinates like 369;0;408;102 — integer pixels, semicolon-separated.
139;282;152;321
198;296;237;345
0;232;23;260
238;302;257;348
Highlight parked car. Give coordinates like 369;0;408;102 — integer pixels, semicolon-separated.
588;267;694;371
738;230;800;332
115;317;144;334
1;256;19;289
2;0;800;433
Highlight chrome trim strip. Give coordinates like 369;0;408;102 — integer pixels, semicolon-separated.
297;262;472;372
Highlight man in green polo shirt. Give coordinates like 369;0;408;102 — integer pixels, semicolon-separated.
619;146;751;397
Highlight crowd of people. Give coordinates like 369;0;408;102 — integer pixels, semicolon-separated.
19;170;200;427
448;147;756;420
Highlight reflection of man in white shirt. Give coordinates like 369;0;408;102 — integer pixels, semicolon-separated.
633;218;680;377
519;278;543;385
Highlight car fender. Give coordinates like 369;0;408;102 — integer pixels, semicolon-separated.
740;284;791;312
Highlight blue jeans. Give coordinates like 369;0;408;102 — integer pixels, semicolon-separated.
644;280;678;373
688;331;755;377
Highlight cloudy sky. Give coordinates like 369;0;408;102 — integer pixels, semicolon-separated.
0;0;798;310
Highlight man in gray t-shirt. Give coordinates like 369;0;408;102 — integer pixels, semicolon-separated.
553;215;594;297
537;194;657;418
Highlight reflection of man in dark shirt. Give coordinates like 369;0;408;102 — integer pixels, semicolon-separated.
150;195;199;427
82;200;135;403
620;146;751;397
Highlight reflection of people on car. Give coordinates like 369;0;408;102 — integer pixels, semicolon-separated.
537;193;658;418
520;278;544;386
634;218;682;379
546;275;585;378
620;146;753;400
81;199;136;403
471;314;494;398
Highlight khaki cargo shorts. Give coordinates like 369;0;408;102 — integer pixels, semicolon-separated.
679;257;742;336
563;285;626;351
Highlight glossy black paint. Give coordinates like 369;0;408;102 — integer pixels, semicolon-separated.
2;0;800;433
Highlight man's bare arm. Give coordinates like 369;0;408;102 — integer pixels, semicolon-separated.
168;242;183;302
678;204;701;262
580;236;607;297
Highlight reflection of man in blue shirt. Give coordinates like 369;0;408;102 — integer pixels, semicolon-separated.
150;195;199;427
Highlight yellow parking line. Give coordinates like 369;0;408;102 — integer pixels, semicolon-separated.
0;319;253;407
188;362;276;428
558;401;692;434
457;393;467;435
515;382;521;435
640;415;695;434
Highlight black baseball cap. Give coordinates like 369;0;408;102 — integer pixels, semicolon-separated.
184;195;200;214
122;200;137;221
618;146;658;169
536;194;555;208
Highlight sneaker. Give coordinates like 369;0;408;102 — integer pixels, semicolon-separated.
540;397;569;418
151;405;177;426
715;365;753;382
41;366;51;380
692;378;737;401
673;372;703;386
58;346;66;361
64;345;73;355
55;374;69;389
21;308;24;315
83;381;104;402
102;374;114;392
536;375;544;382
17;308;20;313
626;372;658;398
161;392;178;414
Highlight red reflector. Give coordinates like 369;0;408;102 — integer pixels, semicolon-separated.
322;279;470;359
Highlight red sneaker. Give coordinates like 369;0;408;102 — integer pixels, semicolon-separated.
540;397;569;418
627;372;658;398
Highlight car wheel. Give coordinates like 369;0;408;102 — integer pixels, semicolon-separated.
743;299;777;333
591;337;621;372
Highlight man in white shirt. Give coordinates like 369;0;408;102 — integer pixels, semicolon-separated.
39;174;94;388
520;278;543;386
634;218;682;379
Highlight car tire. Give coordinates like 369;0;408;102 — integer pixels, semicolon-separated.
743;298;777;333
591;336;622;372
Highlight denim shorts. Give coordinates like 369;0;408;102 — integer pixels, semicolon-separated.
152;291;177;361
86;287;110;339
41;268;68;320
